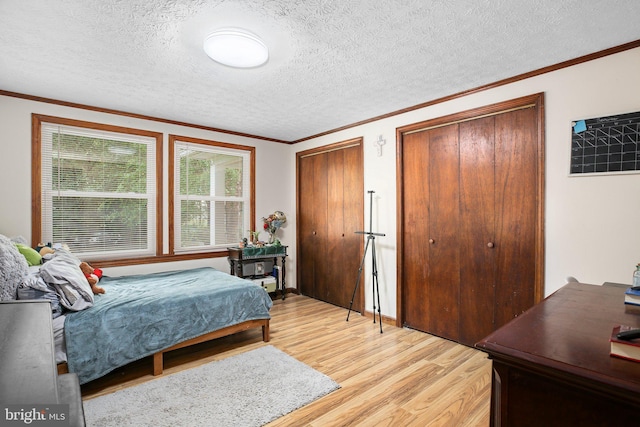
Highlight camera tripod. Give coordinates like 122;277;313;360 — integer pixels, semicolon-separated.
346;190;385;333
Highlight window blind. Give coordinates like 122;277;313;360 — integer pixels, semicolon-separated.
40;122;157;259
173;140;250;252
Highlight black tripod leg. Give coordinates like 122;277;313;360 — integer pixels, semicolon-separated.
374;272;383;333
371;239;383;333
346;236;370;321
371;238;377;324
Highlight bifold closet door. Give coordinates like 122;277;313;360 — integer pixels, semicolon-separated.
298;152;328;300
401;131;432;333
401;124;461;340
400;102;540;346
339;146;364;310
426;124;461;341
297;141;363;310
492;107;537;328
325;147;363;308
458;116;497;345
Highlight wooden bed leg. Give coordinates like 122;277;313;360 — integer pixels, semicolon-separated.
262;322;270;342
153;352;163;376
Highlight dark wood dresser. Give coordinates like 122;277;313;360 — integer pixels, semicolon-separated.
0;300;85;426
476;282;640;427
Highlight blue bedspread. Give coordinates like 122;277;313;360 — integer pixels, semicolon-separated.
64;267;272;384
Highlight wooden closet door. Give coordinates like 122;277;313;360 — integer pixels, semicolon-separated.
401;131;432;332
493;107;537;325
458;117;497;345
426;124;461;341
340;145;364;310
402;124;461;339
325;149;346;306
399;95;543;347
298;153;328;299
323;146;364;308
297;140;364;310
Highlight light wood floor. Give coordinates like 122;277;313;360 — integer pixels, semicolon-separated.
82;294;492;426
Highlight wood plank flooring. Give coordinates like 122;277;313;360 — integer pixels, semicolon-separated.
81;294;491;426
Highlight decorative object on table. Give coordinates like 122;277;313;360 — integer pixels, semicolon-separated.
610;325;640;362
624;286;640;306
625;264;640;306
248;230;260;245
262;211;287;244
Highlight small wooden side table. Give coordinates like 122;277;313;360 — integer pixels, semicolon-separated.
228;245;288;300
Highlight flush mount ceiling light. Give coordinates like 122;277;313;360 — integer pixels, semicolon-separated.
203;28;269;68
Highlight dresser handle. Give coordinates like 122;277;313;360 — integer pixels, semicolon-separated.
428;238;435;244
487;242;495;248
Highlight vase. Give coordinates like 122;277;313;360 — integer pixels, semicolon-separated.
268;232;276;244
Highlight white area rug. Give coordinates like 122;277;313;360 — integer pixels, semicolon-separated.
83;345;340;427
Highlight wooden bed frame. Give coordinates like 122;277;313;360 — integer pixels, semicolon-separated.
57;318;270;377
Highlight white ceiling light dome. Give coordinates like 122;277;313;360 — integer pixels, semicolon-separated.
203;28;269;68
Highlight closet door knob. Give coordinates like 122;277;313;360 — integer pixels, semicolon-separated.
487;242;495;248
428;238;435;244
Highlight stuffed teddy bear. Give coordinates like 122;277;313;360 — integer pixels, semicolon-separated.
36;242;55;257
79;261;105;294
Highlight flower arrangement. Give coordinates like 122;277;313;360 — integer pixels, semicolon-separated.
262;211;287;244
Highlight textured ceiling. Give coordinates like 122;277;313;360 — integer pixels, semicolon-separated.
1;0;639;142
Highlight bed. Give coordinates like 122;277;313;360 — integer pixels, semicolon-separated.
0;234;273;385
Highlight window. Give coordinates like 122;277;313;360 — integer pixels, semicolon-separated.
170;135;254;253
33;115;162;260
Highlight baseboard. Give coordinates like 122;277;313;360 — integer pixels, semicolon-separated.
363;309;396;325
284;290;395;325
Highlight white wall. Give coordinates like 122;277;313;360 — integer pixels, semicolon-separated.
291;47;640;318
1;47;639;320
0;95;292;277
